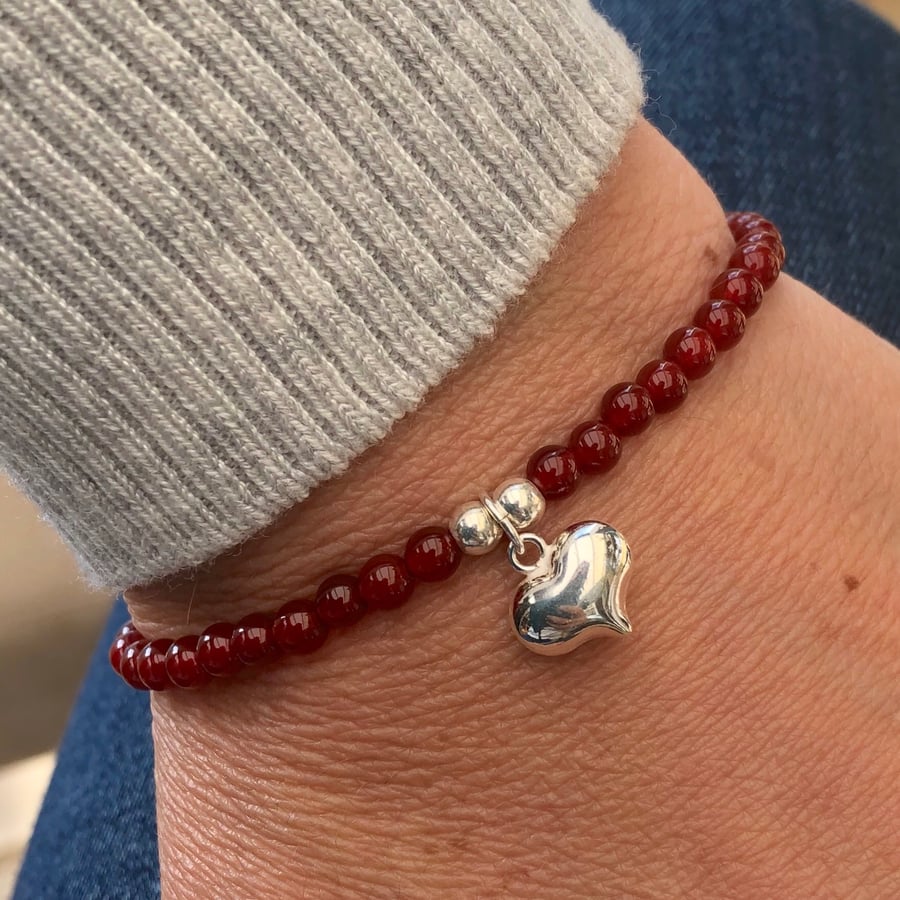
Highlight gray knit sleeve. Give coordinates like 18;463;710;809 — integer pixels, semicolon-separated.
0;0;642;589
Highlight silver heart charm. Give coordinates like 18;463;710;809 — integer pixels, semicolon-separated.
510;521;632;656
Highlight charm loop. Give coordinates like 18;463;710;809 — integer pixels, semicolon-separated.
481;494;550;574
481;495;526;555
507;533;550;574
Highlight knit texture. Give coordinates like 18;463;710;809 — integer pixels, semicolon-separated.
0;0;642;589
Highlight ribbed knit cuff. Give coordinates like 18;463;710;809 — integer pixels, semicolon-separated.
0;0;642;589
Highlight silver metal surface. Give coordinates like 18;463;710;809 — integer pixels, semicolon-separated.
510;521;632;655
494;479;545;531
507;533;550;574
481;494;526;556
449;500;502;555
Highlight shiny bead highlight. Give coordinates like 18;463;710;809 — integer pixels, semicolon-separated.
600;382;655;437
450;501;502;555
664;326;717;379
359;554;415;609
316;575;366;627
137;638;173;691
120;641;149;691
233;613;279;666
165;635;210;689
405;527;462;582
694;300;747;351
494;479;545;530
569;421;621;474
526;445;579;500
197;622;242;677
726;212;781;243
709;268;764;317
109;622;145;674
636;360;688;413
729;241;781;290
273;600;329;654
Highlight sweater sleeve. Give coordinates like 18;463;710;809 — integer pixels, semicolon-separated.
0;0;642;589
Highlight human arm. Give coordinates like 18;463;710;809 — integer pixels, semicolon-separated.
130;121;900;898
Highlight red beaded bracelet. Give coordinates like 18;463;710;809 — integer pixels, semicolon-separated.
111;212;785;692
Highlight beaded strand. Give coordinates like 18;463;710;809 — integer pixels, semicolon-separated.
111;212;785;691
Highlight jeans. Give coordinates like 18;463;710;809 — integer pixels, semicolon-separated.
14;1;900;896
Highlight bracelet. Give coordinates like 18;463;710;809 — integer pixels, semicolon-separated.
111;212;785;691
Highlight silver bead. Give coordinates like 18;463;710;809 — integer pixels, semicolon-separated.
450;501;502;555
494;479;545;530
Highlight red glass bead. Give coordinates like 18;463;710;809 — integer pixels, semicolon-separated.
165;635;211;689
569;421;621;474
729;241;781;290
526;445;579;499
709;268;765;317
404;527;462;583
694;300;747;351
197;622;242;677
600;382;655;437
739;231;786;265
725;211;758;237
137;638;173;691
109;622;144;674
664;326;717;379
316;574;366;627
727;212;781;243
636;359;689;413
358;554;415;610
120;641;149;690
272;600;329;653
114;621;141;642
233;613;279;665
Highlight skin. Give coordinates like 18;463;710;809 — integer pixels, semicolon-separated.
129;121;900;899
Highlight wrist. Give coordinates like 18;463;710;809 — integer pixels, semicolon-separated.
133;119;900;899
144;119;730;895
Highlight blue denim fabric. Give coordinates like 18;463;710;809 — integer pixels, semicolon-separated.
600;0;900;343
14;603;159;899
14;1;900;897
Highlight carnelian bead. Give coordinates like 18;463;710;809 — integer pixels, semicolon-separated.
119;641;149;690
709;268;765;317
729;241;781;290
739;231;785;265
664;326;717;379
636;359;689;413
404;527;462;583
137;638;173;691
569;421;621;474
526;445;579;499
109;622;144;674
273;600;329;653
694;300;747;351
165;635;210;689
600;382;655;437
197;622;242;677
113;620;141;643
316;574;366;627
727;212;781;243
233;613;279;665
359;554;415;609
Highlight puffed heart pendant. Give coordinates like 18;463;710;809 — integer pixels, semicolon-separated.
508;521;632;656
452;489;633;657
